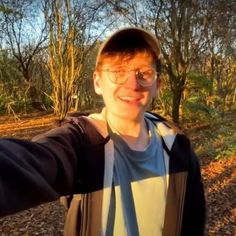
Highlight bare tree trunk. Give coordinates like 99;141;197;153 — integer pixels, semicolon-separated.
44;0;107;120
45;0;81;120
172;87;182;123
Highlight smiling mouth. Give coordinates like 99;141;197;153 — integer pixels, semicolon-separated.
119;96;142;103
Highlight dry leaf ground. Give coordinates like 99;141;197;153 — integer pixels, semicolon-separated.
0;111;235;236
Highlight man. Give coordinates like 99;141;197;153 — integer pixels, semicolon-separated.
0;27;205;236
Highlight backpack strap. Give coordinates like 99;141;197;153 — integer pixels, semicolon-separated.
160;136;172;157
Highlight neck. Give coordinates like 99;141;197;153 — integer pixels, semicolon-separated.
107;111;150;151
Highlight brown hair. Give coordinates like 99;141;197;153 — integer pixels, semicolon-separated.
95;27;162;74
96;49;161;73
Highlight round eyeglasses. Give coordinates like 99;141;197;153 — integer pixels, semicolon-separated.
101;67;158;87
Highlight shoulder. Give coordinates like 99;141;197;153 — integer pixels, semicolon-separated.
145;111;184;135
63;112;109;145
145;111;190;151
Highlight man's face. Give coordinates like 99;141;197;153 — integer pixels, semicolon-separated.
94;52;160;121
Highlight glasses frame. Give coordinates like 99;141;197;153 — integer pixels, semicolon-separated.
100;67;158;87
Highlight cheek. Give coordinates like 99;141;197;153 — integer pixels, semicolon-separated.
94;73;112;96
100;79;119;102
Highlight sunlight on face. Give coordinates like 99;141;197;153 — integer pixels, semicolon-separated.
94;52;160;121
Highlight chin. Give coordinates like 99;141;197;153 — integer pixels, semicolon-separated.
115;108;145;121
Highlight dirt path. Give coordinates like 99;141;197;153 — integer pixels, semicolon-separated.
0;112;235;235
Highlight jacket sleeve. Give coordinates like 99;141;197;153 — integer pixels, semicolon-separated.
181;143;206;236
0;121;83;217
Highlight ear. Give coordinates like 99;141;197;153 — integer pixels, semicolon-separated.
93;71;103;95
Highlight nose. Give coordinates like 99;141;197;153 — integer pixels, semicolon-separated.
124;70;140;89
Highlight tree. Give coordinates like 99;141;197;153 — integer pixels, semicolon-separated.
106;0;236;122
202;0;236;114
44;0;110;120
0;0;47;110
106;0;209;123
158;0;207;123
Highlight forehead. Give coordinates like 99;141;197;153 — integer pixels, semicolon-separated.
99;52;155;68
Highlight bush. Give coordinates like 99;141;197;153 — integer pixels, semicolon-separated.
182;96;219;123
188;111;236;160
0;92;32;115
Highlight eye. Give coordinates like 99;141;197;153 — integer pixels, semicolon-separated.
109;66;127;77
138;69;155;79
136;71;145;80
142;69;155;78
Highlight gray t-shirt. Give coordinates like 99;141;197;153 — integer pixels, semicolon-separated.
106;118;167;236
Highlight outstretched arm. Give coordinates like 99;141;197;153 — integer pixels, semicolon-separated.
0;122;83;217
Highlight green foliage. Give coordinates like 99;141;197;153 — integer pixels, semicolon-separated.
157;89;172;116
0;91;32;115
183;96;219;122
152;74;173;117
187;111;236;160
182;71;218;122
187;72;212;93
213;127;236;160
41;92;53;111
